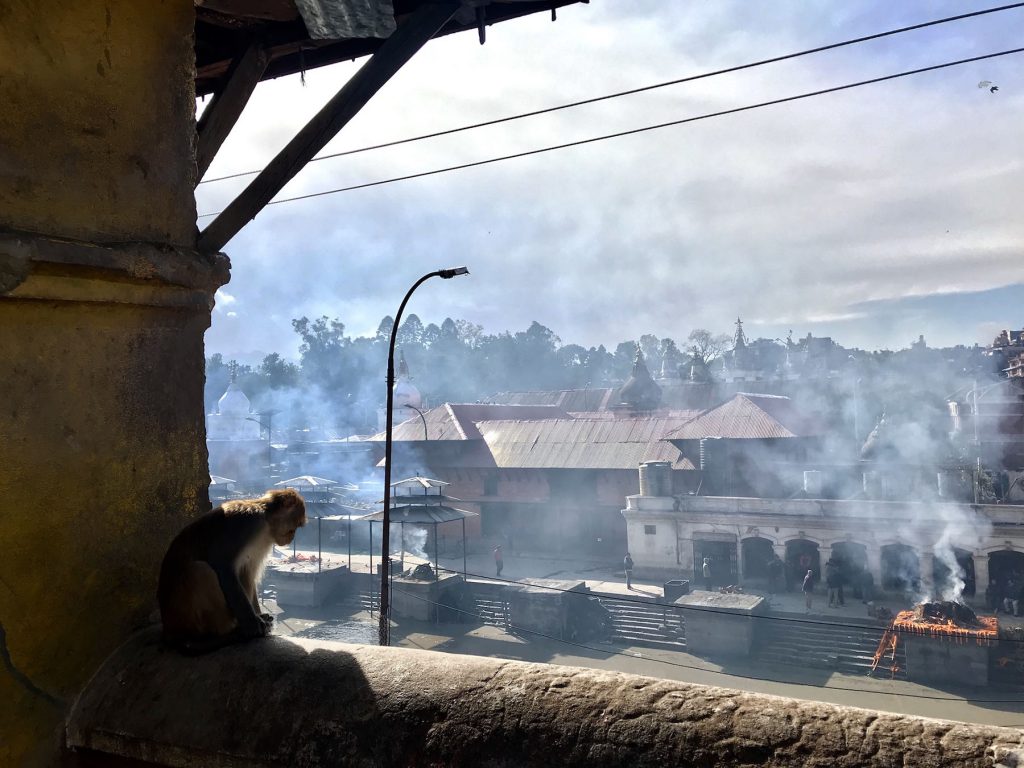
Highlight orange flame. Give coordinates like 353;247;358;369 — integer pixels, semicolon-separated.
891;610;998;645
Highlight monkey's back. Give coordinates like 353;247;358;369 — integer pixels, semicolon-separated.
157;508;265;638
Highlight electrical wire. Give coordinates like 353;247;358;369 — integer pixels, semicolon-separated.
197;46;1024;219
388;585;1024;704
196;2;1024;186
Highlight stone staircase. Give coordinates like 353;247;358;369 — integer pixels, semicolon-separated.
599;596;687;651
755;615;907;679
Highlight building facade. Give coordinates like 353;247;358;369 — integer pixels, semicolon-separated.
623;487;1024;608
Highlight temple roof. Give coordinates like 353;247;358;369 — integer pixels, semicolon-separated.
666;393;825;441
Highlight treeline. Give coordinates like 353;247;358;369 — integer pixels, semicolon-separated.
206;314;997;442
206;316;730;435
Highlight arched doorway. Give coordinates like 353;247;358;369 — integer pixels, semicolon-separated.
932;549;975;599
741;537;775;582
830;541;868;599
989;550;1024;586
785;539;820;591
881;544;919;592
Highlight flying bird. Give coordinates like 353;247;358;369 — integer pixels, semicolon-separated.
978;80;999;93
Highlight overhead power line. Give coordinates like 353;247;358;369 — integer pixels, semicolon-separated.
197;46;1024;218
197;2;1024;186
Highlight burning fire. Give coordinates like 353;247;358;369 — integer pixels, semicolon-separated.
891;610;998;645
892;601;997;646
871;602;998;678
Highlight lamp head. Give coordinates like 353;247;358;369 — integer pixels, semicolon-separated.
438;266;469;279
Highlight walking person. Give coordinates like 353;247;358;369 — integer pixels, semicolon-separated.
802;569;815;613
494;545;503;578
623;552;635;589
702;557;713;591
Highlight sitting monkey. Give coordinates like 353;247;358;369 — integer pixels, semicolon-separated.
158;488;306;653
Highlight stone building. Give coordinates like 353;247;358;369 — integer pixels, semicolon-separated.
206;376;268;483
623;471;1024;607
369;350;705;555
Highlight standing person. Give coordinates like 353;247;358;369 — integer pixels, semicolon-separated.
623;552;635;589
802;569;815;613
494;545;503;578
702;557;713;590
825;559;839;608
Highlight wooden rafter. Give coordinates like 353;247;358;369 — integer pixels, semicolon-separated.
196;37;270;182
198;1;460;253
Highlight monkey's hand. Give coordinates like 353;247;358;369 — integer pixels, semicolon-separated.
238;615;271;639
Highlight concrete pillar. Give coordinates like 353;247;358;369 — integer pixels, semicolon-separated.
919;550;935;597
0;2;225;763
736;538;744;583
973;554;990;608
866;546;884;594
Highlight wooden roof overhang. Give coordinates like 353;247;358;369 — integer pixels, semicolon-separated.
193;1;585;253
196;0;586;97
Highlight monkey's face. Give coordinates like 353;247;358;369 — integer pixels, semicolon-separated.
266;490;308;546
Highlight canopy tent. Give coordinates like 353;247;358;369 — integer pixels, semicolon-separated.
275;475;358;490
358;476;478;579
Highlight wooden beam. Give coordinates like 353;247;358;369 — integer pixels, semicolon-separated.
198;2;459;253
196;38;269;182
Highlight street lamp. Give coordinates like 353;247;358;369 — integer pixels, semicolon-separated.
379;267;468;645
404;403;429;441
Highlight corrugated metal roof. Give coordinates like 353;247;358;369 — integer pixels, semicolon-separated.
369;403;570;442
477;418;695;470
357;504;478;524
294;0;396;40
665;393;824;440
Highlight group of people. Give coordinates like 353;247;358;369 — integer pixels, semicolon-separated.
986;577;1024;615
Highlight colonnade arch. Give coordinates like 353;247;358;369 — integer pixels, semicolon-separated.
881;543;919;592
741;536;775;581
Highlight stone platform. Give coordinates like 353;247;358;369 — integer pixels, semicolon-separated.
266;559;348;608
508;579;588;640
674;591;767;658
902;635;990;687
390;571;464;622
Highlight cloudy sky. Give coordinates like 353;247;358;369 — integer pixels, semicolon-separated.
197;0;1024;361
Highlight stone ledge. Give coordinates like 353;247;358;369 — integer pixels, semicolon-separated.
0;229;230;305
67;628;1024;767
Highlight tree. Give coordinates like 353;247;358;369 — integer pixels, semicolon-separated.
422;322;441;348
455;319;483;348
687;328;730;365
375;316;394;342
639;334;661;370
396;314;424;347
291;315;350;392
259;353;299;389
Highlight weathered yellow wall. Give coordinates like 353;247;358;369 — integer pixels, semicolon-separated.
0;0;197;246
0;1;220;764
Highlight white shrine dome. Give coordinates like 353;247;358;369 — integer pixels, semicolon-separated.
217;381;251;416
393;352;421;410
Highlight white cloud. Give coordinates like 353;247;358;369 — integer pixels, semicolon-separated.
199;0;1024;355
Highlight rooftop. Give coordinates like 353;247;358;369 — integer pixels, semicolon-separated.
666;393;825;441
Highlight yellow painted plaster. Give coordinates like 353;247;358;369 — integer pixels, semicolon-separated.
0;0;197;247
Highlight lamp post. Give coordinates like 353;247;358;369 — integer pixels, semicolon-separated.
404;403;429;441
379;267;468;645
